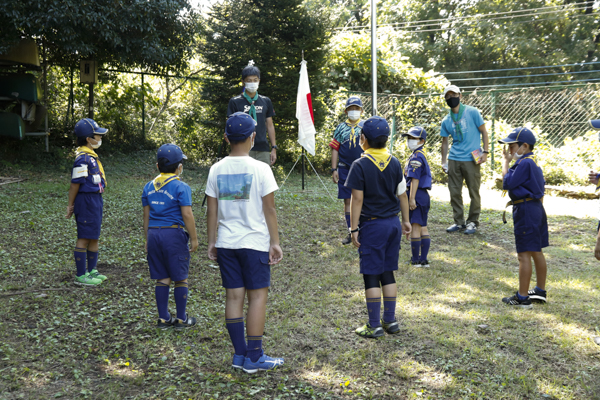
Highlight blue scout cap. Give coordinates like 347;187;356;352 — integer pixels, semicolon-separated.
157;143;187;166
361;116;390;139
589;119;600;130
345;96;363;110
402;126;427;141
225;112;256;139
74;118;108;137
498;127;536;145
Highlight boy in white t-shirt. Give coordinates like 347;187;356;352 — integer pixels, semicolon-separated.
206;112;284;373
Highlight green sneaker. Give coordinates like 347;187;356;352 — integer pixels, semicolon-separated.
74;272;102;286
355;323;384;338
89;269;107;281
381;319;400;334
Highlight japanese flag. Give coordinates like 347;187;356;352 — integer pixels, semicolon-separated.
296;60;316;156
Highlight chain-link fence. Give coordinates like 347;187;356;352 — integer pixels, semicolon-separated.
321;84;600;185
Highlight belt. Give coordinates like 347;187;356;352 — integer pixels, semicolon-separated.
148;225;184;229
502;198;539;224
359;216;378;223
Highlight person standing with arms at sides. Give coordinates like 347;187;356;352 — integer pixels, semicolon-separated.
227;62;278;166
440;85;490;235
330;96;364;245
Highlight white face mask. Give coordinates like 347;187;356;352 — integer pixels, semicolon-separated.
245;82;259;92
512;144;525;160
347;110;361;121
407;139;421;151
177;164;183;175
90;138;102;149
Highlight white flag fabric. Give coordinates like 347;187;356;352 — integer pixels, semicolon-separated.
296;60;316;156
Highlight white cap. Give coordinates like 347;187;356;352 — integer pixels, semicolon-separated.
443;85;461;97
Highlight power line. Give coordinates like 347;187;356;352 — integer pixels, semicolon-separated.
448;69;600;82
436;61;600;76
342;9;597;34
335;1;593;31
459;76;600;89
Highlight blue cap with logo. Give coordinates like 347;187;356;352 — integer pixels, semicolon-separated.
74;118;108;137
402;126;427;141
157;143;187;166
345;96;363;110
361;116;390;139
498;127;536;145
226;112;256;139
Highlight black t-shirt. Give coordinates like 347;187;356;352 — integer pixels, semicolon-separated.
345;156;404;219
227;94;275;152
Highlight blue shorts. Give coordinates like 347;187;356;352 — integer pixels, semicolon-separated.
217;248;270;290
409;189;430;227
513;200;549;253
147;227;190;281
74;193;103;240
357;216;401;275
338;166;351;199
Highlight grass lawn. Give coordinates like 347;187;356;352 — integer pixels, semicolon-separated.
1;151;599;400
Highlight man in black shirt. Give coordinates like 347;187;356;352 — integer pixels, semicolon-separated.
227;64;277;165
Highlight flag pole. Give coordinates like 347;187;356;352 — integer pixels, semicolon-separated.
302;148;305;190
371;0;377;116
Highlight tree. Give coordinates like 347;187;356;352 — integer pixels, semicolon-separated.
198;0;330;161
0;0;197;71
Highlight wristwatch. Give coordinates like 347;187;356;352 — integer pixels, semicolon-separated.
271;145;278;150
483;150;489;154
331;168;337;173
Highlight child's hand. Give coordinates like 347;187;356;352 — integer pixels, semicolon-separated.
502;145;512;162
65;205;74;218
409;198;416;210
269;244;283;265
589;170;599;185
331;170;339;184
401;222;412;237
351;231;360;248
189;238;199;253
207;243;217;261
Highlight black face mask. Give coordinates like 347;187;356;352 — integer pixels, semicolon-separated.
446;97;460;108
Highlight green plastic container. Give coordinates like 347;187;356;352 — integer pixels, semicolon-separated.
0;73;42;103
0;112;26;140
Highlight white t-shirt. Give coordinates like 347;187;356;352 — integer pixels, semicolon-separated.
205;156;278;252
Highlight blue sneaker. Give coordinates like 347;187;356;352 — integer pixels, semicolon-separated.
463;222;477;235
242;354;284;374
446;224;466;233
232;354;245;369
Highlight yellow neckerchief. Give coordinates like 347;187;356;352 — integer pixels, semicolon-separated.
76;146;107;186
346;119;362;149
362;147;392;172
153;173;180;191
502;152;537;197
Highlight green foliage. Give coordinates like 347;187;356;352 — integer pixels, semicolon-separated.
0;0;197;71
198;0;330;163
323;31;447;94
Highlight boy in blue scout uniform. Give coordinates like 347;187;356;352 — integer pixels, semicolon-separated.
345;116;412;338
206;112;284;373
402;127;433;268
499;127;548;308
142;144;199;329
329;96;364;245
66;118;108;286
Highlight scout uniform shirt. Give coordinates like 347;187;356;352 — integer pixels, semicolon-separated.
329;120;363;168
71;147;106;193
404;146;432;191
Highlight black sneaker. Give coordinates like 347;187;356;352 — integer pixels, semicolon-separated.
502;292;533;309
381;319;400;334
527;288;547;303
173;315;197;330
157;316;176;330
420;260;430;268
411;260;422;267
341;234;352;245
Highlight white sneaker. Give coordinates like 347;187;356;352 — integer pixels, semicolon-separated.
464;222;477;235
